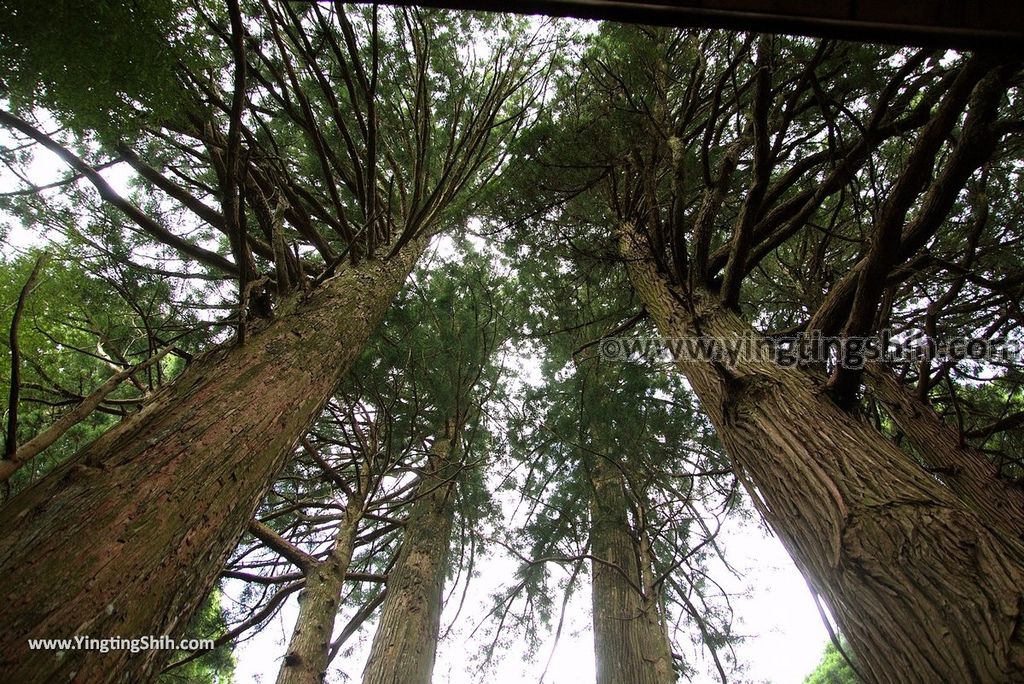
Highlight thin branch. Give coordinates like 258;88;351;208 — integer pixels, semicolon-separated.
0;344;175;483
4;253;48;461
0;110;239;276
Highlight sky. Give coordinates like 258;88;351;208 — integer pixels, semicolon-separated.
1;114;832;684
224;504;829;684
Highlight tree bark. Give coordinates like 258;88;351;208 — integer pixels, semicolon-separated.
0;238;427;684
361;425;458;684
865;363;1024;541
590;453;675;684
618;223;1024;683
275;465;368;684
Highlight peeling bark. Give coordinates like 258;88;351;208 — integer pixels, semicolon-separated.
619;223;1024;683
0;238;427;684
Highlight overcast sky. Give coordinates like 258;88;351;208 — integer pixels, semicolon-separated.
224;508;829;684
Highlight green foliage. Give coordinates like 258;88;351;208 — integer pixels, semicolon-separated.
0;0;205;138
804;640;859;684
0;249;198;491
350;243;515;528
0;252;116;478
933;377;1024;481
4;6;1023;680
476;197;741;676
159;588;235;684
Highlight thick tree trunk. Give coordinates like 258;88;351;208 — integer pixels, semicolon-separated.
0;238;426;684
865;363;1024;540
276;478;367;684
590;453;675;684
361;426;457;684
618;224;1024;683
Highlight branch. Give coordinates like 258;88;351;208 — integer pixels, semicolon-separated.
303;437;355;500
0;110;238;276
843;57;991;336
326;588;387;666
0;159;120;197
161;581;303;674
667;574;729;684
225;0;254;342
0;345;175;483
248;520;315;572
116;145;225;229
221;569;304;584
964;412;1024;440
828;60;1006;405
4;253;48;461
570;310;648;359
720;38;772;309
692;140;741;285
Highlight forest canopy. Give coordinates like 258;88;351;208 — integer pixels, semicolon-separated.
1;2;1022;683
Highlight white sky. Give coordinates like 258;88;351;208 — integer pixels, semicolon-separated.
224;508;828;684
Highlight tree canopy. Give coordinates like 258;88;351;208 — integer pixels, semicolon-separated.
2;3;1023;683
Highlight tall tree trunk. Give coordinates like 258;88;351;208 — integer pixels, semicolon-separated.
0;238;427;684
276;457;371;684
362;424;458;684
865;363;1024;540
618;224;1024;683
590;452;675;684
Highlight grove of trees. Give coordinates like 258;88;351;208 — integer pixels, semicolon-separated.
1;2;1022;683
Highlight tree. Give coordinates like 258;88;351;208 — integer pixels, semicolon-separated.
476;243;740;682
588;430;674;684
0;4;547;681
361;251;512;684
6;9;1024;683
496;24;1024;681
261;428;375;684
360;423;461;684
165;246;513;683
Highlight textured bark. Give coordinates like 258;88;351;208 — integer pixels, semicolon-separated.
0;238;426;684
276;481;366;684
619;223;1024;683
361;426;457;684
590;454;675;684
865;363;1024;541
